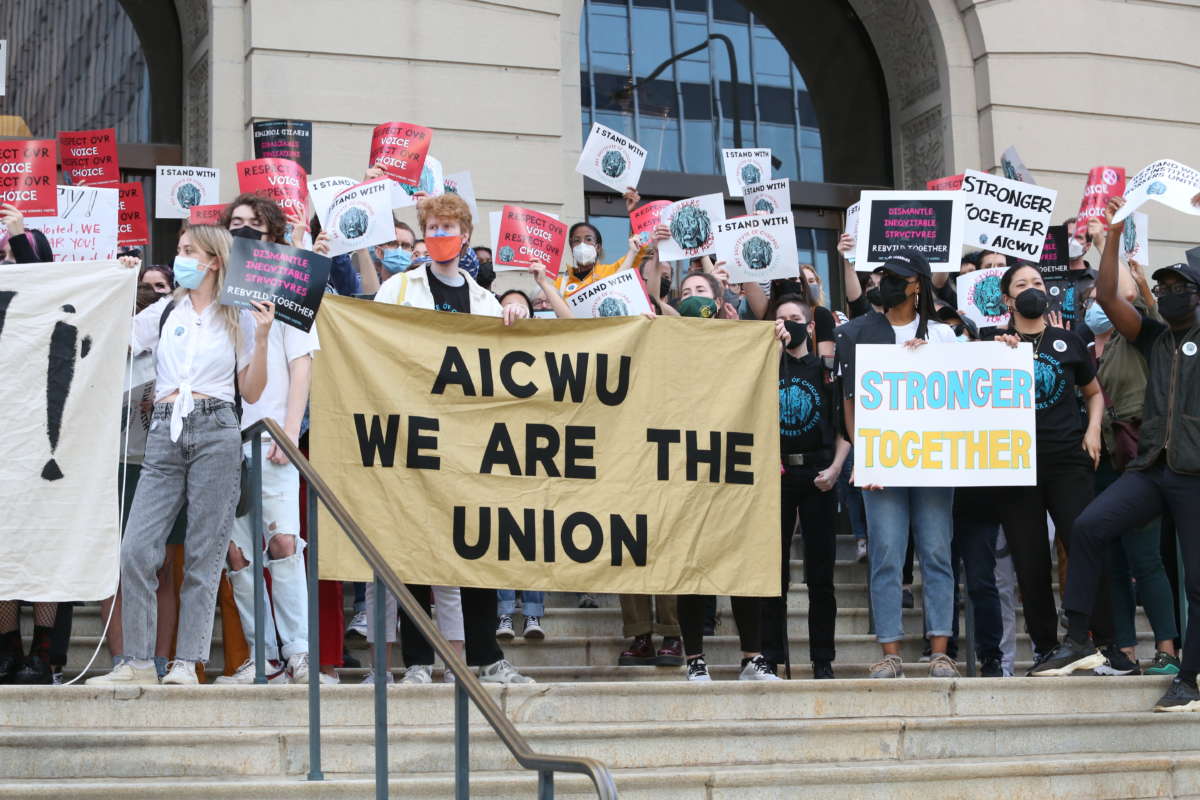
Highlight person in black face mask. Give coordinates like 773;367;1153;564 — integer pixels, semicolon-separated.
1037;196;1200;713
986;264;1108;672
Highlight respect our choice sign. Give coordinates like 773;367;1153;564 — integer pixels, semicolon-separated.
959;169;1057;261
853;343;1037;487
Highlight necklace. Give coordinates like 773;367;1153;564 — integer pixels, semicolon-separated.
1017;327;1045;353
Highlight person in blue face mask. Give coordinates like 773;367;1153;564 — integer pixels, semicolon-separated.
373;222;418;278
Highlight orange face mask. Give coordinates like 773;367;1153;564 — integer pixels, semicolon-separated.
425;234;463;263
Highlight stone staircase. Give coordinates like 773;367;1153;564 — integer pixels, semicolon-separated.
1;534;1190;799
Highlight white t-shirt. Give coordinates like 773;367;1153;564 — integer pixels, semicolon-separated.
240;322;320;431
890;318;957;344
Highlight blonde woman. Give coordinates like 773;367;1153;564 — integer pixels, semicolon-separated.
89;225;274;686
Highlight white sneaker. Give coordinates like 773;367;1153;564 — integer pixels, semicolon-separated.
85;660;159;686
522;616;545;640
856;539;868;563
346;610;368;639
400;664;433;684
288;653;310;684
739;655;782;682
444;668;456;684
361;670;394;685
496;615;515;640
478;659;535;684
213;658;290;685
318;671;340;685
161;660;199;685
686;656;712;682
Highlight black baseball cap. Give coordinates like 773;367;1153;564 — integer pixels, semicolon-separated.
1152;262;1200;287
874;249;932;279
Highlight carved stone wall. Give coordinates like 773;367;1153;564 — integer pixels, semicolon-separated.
175;0;210;165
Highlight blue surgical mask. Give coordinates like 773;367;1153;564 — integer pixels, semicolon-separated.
1084;301;1113;335
380;248;412;273
173;255;206;290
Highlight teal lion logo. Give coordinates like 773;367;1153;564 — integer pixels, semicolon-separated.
597;297;628;317
1147;181;1167;196
1123;216;1138;254
1001;158;1019;182
601;150;627;178
972;275;1006;318
754;198;775;214
339;207;368;239
402;163;439;196
740;163;762;187
741;236;773;270
670;205;712;250
177;183;201;209
498;245;515;263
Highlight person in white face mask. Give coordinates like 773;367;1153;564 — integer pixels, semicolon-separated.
555;221;646;300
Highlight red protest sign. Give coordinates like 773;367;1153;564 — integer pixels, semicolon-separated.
369;122;433;186
117;182;149;247
236;158;309;218
189;204;225;226
926;174;964;191
1077;166;1126;233
0;139;58;216
57;128;120;186
495;205;568;278
630;200;671;245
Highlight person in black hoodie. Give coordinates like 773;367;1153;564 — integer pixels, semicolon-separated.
1;203;54;263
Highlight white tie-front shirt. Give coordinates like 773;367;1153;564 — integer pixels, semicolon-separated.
131;295;256;441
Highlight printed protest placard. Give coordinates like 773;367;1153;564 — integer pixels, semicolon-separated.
959;169;1057;261
576;122;647;193
713;212;799;283
844;202;861;264
1112;159;1200;224
565;268;653;318
57;128;120;186
443;171;478;221
0;139;57;216
490;210;561;262
155;166;219;219
657;193;726;262
220;237;332;332
743;179;790;215
324;179;395;258
236;158;308;219
999;146;1036;184
307;176;356;228
188;204;224;226
116;182;148;248
0;40;6;96
1043;277;1077;325
1038;224;1070;275
495;205;569;278
721;149;772;198
395;153;444;201
853;190;965;272
26;185;119;261
252;119;313;174
1078;166;1126;231
1122;211;1150;265
853;343;1036;487
926;174;963;192
630;200;671;246
956;267;1009;330
369;121;433;186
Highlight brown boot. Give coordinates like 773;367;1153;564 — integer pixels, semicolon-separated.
617;634;655;666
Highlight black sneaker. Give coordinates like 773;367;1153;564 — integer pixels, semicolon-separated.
812;661;835;680
13;653;52;685
1154;677;1200;712
1027;637;1106;677
1094;646;1141;676
980;657;1004;678
901;588;915;609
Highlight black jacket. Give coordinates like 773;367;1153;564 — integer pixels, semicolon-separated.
1129;323;1200;475
10;230;54;263
834;310;899;402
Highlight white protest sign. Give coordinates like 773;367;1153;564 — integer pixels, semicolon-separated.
1112;159;1200;224
0;40;6;97
155;166;219;219
120;352;156;464
325;179;395;257
956;267;1010;330
999;146;1036;184
657;193;726;262
743;179;790;216
443;171;478;222
721;149;772;198
307;176;356;228
713;212;799;283
844;201;861;264
26;185;119;261
1121;211;1150;265
853;190;966;272
575;122;647;193
854;342;1037;487
960;169;1057;261
565;269;653;318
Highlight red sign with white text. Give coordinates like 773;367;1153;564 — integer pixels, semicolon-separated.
58;128;120;186
369;122;433;186
236;158;309;218
117;182;149;247
189;204;225;226
495;205;568;278
1077;166;1126;233
0;139;58;216
630;200;672;245
926;174;964;192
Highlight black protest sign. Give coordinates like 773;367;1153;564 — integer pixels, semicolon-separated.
853;190;966;271
252;120;313;174
220;237;332;332
1038;225;1070;275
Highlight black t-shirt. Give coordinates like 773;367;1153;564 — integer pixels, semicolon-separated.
779;351;834;455
429;270;470;313
847;294;871;319
813;305;835;345
1029;326;1096;461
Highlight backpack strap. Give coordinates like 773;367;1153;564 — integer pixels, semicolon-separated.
157;299;176;338
397;271;410;305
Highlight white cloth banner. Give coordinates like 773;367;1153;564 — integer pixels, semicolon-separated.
1112;158;1200;224
155;166;219;219
960;169;1057;261
713;212;799;283
0;260;133;600
576;122;647;193
853;342;1037;487
26;185;120;262
721;148;772;197
565;269;653;318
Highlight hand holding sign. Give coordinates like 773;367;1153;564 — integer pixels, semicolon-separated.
495;205;568;278
1111;159;1200;224
220;238;332;332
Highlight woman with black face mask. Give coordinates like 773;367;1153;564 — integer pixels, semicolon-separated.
988;263;1109;672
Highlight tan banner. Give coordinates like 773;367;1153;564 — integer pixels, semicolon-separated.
311;296;780;596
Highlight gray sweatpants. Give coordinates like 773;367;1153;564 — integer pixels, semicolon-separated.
121;399;242;662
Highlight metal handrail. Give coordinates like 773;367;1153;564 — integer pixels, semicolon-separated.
240;418;618;800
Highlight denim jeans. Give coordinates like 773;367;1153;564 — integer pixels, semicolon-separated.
837;452;868;542
863;486;955;643
949;519;1003;661
498;590;544;617
121;400;242;662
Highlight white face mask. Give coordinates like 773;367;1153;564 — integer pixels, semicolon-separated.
572;243;598;267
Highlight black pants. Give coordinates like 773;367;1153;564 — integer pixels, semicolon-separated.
678;594;761;657
997;455;1112;654
762;471;837;665
399;585;503;667
949;519;1003;661
1064;462;1200;672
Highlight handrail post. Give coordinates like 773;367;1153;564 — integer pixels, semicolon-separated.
250;432;266;685
456;680;469;799
373;573;389;800
306;481;324;781
539;769;554;800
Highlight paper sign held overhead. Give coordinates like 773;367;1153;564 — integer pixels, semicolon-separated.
999;146;1036;184
713;212;800;283
188;204;225;226
926;174;963;192
1078;166;1126;231
26;184;119;261
657;193;727;262
116;182;149;248
1121;211;1150;265
721;149;772;198
442;171;478;222
743;179;790;216
57;128;120;186
236;158;309;219
0;140;57;217
844;202;861;264
0;40;7;97
220;237;332;332
956;267;1010;330
324;179;395;258
155;166;219;219
576;122;647;193
1111;159;1200;224
565;269;653;319
630;200;671;246
1038;225;1071;275
307;176;356;229
959;169;1057;261
369;122;433;186
853;190;966;272
252;119;313;174
495;206;568;278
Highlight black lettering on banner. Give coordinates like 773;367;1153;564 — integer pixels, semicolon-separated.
686;430;721;482
500;350;537;398
431;346;476;396
479;423;520;475
453;505;489;559
525;423;560;477
546;351;589;402
479;348;494;396
725;432;754;485
406;416;440;470
646;428;681;480
610;514;647;566
354;413;399;467
0;292;15;342
542;509;557;562
563;426;597;479
498;507;537;561
596;354;631;406
561;511;603;563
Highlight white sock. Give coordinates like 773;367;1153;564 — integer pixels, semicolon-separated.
128;658;154;670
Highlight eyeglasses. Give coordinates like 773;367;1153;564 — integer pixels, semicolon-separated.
1151;283;1197;298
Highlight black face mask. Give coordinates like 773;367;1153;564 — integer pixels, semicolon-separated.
1014;287;1049;319
877;274;911;309
660;276;672;297
1158;291;1197;325
783;319;808;350
865;285;883;307
230;225;266;241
